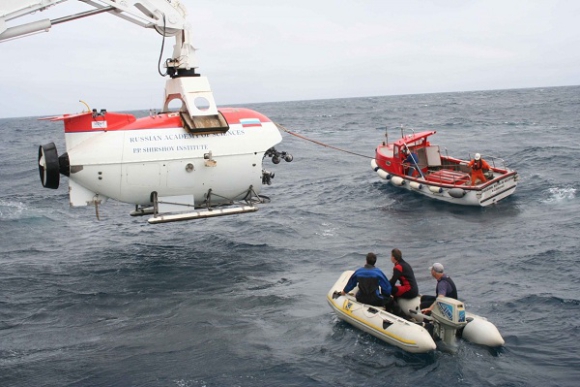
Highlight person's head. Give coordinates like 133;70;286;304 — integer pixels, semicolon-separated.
430;262;445;279
366;252;377;266
474;153;481;161
391;248;402;264
401;147;408;154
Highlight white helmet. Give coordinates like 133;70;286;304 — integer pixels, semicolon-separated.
474;153;481;160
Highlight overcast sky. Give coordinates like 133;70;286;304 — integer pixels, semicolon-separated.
1;0;579;118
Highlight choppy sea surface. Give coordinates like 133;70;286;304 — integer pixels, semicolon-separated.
1;86;579;387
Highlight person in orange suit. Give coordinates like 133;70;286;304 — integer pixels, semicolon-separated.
467;153;491;185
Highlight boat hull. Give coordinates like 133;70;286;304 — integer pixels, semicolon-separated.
327;271;436;353
396;295;505;348
462;313;505;347
371;159;517;206
329;271;505;351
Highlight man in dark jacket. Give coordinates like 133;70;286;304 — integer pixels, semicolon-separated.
341;252;392;308
420;262;458;314
389;248;419;299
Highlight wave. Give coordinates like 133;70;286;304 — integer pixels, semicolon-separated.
0;199;28;220
541;187;577;203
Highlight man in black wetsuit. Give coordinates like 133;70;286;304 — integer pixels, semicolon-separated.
420;262;458;314
389;248;419;300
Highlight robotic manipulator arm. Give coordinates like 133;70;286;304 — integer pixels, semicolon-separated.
0;1;221;124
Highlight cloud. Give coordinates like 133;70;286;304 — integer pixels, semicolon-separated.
1;0;579;118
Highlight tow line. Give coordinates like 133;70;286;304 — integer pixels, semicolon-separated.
274;123;374;160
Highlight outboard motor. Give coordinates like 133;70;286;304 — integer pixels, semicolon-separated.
430;297;467;351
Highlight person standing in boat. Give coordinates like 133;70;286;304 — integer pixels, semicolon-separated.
402;147;420;177
389;248;419;300
341;253;396;311
467;153;491;185
420;263;458;314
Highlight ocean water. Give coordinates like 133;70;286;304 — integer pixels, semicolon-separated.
1;86;579;387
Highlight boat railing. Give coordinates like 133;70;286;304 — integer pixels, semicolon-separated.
400;126;416;139
441;149;511;171
468;153;510;170
379;125;416;146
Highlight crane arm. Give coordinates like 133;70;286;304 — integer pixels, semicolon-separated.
0;0;190;37
0;0;223;128
1;0;196;72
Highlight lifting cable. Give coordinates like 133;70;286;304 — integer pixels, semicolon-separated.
274;123;375;160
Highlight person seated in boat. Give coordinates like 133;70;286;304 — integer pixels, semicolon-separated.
467;153;491;185
341;252;397;312
420;262;458;315
402;147;420;177
389;248;419;300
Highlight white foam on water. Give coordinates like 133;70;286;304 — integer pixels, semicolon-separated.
0;199;28;220
542;187;577;204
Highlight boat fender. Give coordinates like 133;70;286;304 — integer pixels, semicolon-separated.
409;181;423;190
377;169;389;180
428;185;443;194
448;188;466;198
370;160;391;180
390;176;405;186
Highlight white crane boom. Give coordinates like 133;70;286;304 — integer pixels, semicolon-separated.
0;0;223;128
